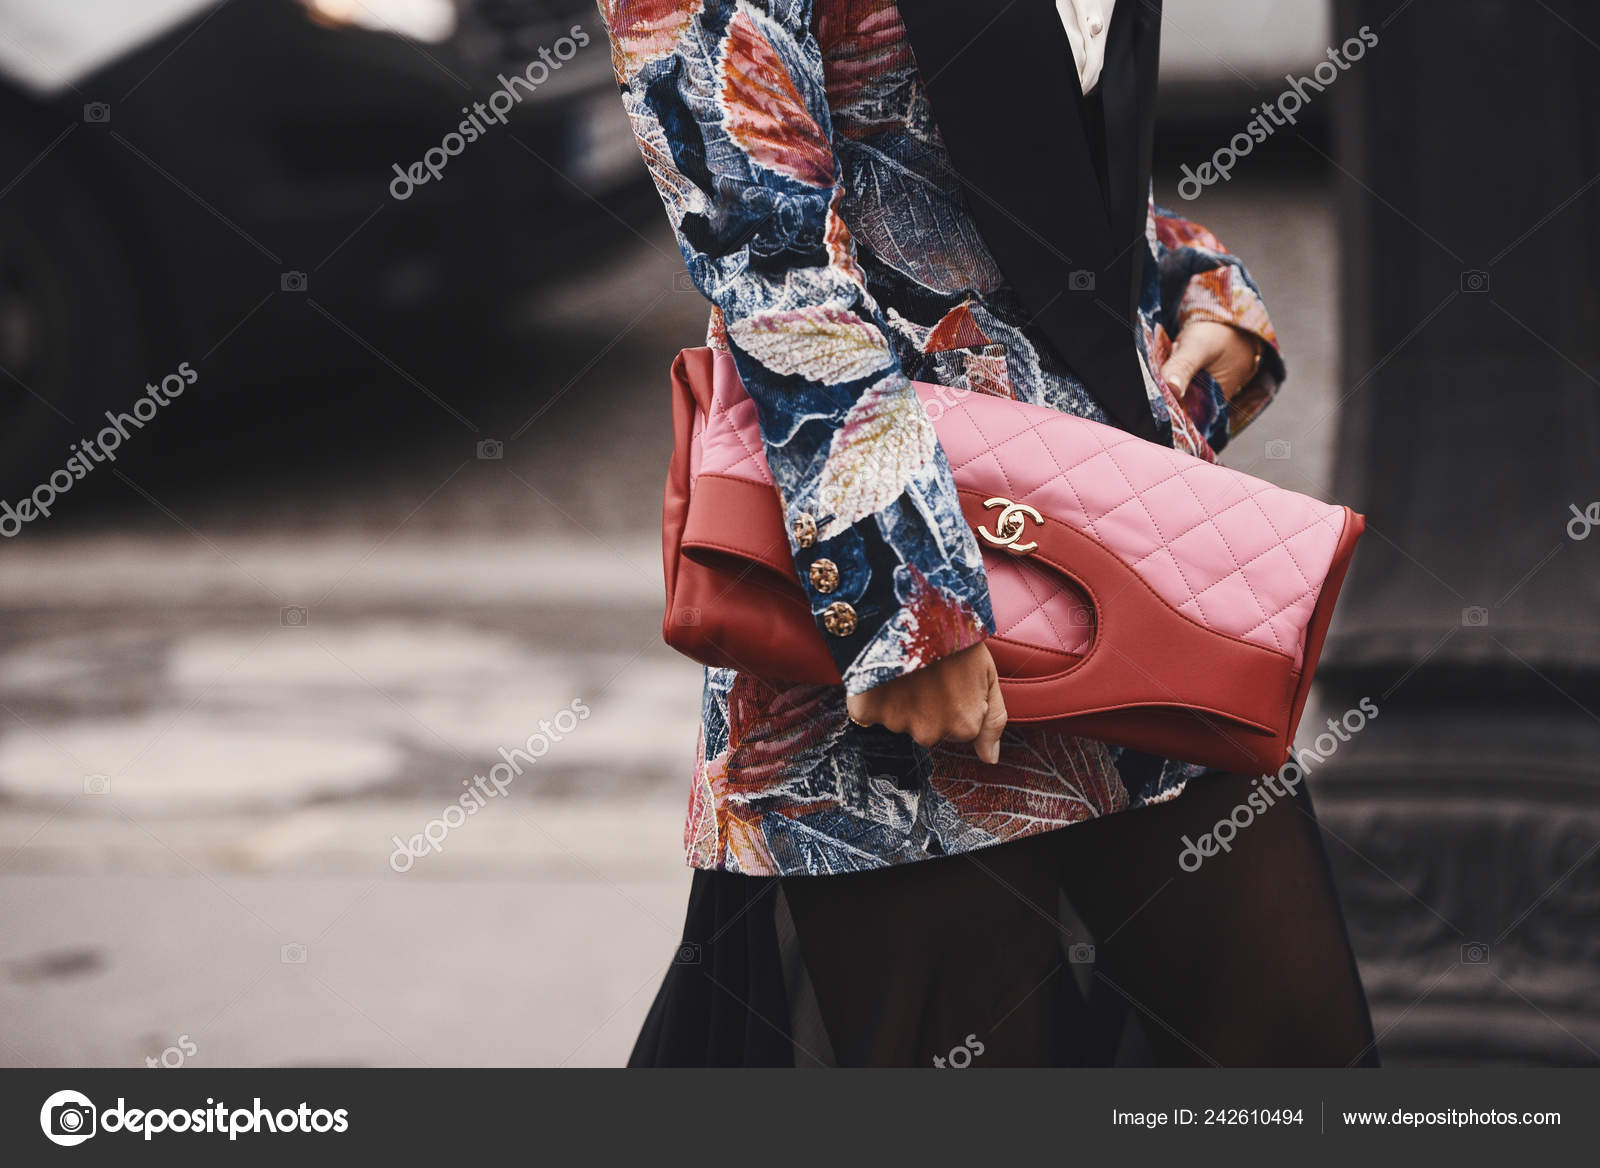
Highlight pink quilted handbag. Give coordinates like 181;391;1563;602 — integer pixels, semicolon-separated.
663;347;1365;774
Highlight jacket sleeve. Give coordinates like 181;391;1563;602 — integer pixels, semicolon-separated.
1152;204;1287;450
599;1;993;693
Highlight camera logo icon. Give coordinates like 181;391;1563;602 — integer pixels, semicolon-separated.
83;103;111;124
1068;942;1095;964
1067;269;1096;292
476;438;503;460
1461;606;1489;627
280;271;308;293
84;773;111;796
675;606;701;627
280;605;308;627
40;1089;97;1146
281;943;308;964
1265;439;1292;460
674;942;702;965
672;270;696;293
1461;941;1490;965
1459;269;1490;293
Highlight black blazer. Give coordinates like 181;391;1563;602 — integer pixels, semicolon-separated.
896;0;1164;437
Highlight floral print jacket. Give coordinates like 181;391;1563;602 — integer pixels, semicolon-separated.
597;0;1287;875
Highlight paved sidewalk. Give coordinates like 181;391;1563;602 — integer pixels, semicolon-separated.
0;800;691;1068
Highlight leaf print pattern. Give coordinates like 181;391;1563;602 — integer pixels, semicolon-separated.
924;302;994;353
959;347;1013;399
835;136;1009;296
726;304;894;384
683;727;718;867
598;2;1286;874
815;0;917;138
886;564;989;673
702;675;840;873
761;811;897;875
929;731;1128;837
815;374;935;535
718;7;836;187
603;0;702;83
719;673;835;794
823;187;867;289
713;778;777;874
621;89;702;227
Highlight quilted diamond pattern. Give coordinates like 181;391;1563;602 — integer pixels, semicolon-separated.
693;358;772;490
921;385;1346;668
694;351;1346;671
988;554;1094;657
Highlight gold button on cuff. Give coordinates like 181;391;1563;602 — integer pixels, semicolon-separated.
808;558;840;594
821;601;857;637
791;512;818;548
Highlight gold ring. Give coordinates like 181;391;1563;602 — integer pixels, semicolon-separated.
847;714;872;729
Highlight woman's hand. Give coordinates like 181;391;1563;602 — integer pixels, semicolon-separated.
846;641;1007;764
1160;320;1262;399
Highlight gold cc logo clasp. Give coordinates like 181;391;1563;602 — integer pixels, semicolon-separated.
977;496;1042;554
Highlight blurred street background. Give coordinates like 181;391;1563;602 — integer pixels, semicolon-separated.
0;0;1592;1068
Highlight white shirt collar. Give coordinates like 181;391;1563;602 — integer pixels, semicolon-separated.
1055;0;1115;94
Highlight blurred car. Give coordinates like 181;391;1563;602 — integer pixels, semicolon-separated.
0;0;648;489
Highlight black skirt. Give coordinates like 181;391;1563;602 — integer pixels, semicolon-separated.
629;836;1147;1067
629;770;1378;1068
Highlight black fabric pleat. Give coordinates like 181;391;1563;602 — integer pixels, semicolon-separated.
628;873;796;1067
